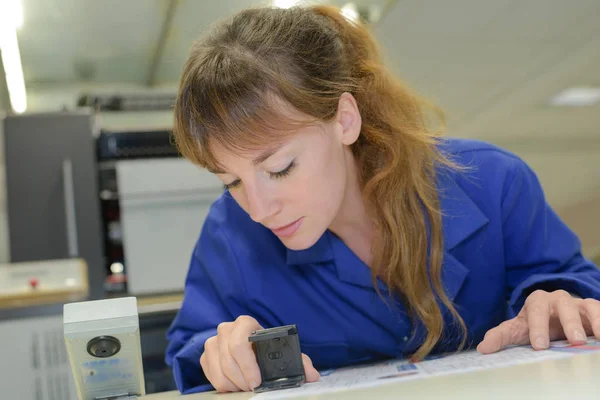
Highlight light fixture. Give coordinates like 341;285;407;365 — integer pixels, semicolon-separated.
0;0;27;114
550;87;600;107
273;0;301;9
0;0;23;29
0;28;27;113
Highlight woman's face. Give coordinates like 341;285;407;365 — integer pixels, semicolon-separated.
210;94;362;250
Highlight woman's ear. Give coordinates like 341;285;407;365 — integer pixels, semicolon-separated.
336;92;362;146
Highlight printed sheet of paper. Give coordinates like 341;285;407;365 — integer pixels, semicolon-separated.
252;338;600;399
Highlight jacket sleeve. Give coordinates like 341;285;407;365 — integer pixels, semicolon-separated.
164;219;243;394
502;156;600;317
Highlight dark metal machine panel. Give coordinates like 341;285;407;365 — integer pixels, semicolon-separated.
3;111;105;300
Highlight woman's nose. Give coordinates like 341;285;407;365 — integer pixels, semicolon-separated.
245;184;277;223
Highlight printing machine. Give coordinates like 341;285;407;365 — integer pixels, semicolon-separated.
96;128;223;295
1;109;222;397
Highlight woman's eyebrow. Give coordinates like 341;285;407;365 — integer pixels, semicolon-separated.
207;167;225;174
208;143;288;174
252;143;285;166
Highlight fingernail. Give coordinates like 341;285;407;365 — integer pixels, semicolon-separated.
575;330;587;342
535;337;548;349
249;381;258;390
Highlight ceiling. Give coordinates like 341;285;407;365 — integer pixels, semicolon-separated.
15;0;390;86
373;0;600;254
1;0;599;256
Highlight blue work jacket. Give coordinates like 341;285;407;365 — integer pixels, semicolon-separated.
165;138;600;394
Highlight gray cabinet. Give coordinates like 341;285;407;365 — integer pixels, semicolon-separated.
3;111;105;299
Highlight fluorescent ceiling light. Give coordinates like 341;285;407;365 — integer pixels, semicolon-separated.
0;27;27;113
0;0;23;30
273;0;301;9
550;87;600;107
0;0;27;113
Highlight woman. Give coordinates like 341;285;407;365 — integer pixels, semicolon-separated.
165;5;600;394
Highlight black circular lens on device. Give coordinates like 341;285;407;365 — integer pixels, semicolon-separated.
87;336;121;358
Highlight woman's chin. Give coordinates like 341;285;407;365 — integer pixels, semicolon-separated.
278;230;322;251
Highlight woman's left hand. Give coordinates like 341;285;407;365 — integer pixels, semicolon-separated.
477;289;600;354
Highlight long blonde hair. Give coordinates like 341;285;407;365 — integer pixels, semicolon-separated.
173;5;465;360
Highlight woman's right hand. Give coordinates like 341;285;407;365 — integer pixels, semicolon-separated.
200;315;321;392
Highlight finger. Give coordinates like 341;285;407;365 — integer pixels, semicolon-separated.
580;299;600;340
525;294;551;350
204;336;238;393
477;316;529;354
302;353;320;382
200;352;210;382
229;316;263;390
200;337;216;383
553;291;587;345
217;322;249;391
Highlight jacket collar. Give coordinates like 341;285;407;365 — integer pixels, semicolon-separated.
286;231;335;265
438;171;489;250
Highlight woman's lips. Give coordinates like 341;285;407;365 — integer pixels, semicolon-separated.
270;217;304;237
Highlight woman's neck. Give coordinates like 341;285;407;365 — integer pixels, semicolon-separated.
328;152;374;267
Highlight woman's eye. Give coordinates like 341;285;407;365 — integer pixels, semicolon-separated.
270;160;296;179
223;179;241;190
222;161;296;190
